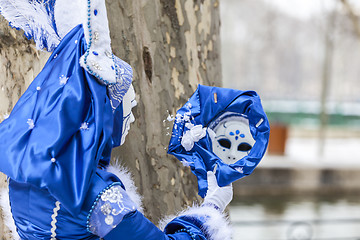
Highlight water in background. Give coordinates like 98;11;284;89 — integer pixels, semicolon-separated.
229;194;360;240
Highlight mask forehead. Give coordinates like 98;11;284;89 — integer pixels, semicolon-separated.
211;117;255;165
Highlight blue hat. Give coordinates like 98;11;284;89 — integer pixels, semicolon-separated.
168;85;270;197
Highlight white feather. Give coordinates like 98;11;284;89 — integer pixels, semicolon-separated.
0;0;60;51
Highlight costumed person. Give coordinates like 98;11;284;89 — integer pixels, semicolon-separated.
0;0;232;240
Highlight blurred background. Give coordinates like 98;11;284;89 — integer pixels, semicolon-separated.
221;0;360;239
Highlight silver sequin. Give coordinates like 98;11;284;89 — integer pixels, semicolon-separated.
105;215;114;225
91;61;102;71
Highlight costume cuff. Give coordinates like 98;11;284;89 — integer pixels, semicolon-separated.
87;184;137;238
106;164;143;213
159;205;232;240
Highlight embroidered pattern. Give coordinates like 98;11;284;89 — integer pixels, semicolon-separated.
50;201;61;240
87;184;137;238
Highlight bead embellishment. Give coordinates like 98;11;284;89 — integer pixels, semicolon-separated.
59;75;69;85
256;118;264;127
36;86;41;91
105;51;112;58
174;229;196;240
50;201;61;240
27;119;35;129
94;9;98;16
51;158;56;163
93;31;99;44
91;61;102;71
235;167;244;174
80;122;89;130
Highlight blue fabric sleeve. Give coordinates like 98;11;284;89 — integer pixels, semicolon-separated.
103;210;208;240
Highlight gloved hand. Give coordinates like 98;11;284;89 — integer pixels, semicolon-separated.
202;171;233;212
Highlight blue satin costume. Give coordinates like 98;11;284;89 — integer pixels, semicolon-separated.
0;17;221;240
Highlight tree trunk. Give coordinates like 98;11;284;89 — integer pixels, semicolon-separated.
0;0;222;237
107;0;222;223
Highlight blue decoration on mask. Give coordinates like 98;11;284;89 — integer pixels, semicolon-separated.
168;85;270;198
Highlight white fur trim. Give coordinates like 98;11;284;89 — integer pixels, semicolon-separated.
106;164;144;213
0;187;20;240
79;0;118;84
159;205;232;240
54;0;82;39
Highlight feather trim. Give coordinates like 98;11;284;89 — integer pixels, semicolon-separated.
0;0;60;51
159;205;232;240
106;163;144;213
0;187;20;240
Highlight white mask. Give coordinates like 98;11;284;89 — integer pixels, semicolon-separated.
120;84;136;145
210;116;255;165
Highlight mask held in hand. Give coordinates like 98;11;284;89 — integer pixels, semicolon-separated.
168;85;270;198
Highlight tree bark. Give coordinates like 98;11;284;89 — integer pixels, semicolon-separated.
0;0;222;237
107;0;222;223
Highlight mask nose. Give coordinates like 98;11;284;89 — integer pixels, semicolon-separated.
227;147;237;161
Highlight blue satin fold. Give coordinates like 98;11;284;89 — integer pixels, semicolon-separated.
168;85;270;197
103;210;206;240
0;24;118;215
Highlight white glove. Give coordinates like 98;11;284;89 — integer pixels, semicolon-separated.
202;171;233;212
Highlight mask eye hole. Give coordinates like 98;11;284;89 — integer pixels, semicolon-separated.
218;138;231;149
238;143;252;152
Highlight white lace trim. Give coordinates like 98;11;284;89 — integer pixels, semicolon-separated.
50;201;61;239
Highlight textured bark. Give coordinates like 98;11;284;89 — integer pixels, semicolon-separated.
0;0;222;237
107;0;222;223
